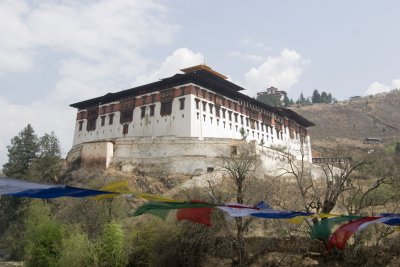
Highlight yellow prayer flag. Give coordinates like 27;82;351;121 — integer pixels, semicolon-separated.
93;180;131;200
287;215;313;224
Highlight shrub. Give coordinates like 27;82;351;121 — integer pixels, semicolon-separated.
58;226;98;267
24;201;63;267
98;220;127;267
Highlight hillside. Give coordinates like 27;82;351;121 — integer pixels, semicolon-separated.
291;90;400;149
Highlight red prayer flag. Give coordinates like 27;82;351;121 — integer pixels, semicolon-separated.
328;217;380;250
176;200;213;227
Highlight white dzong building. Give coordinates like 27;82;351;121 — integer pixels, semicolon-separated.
68;65;314;172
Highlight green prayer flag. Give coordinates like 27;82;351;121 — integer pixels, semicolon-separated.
311;215;361;241
131;201;217;218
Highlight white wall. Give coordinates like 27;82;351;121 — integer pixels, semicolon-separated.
71;85;312;162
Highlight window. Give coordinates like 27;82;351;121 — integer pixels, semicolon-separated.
222;108;226;119
231;146;238;156
109;113;114;125
240;116;244;125
101;106;106;114
101;116;106;126
87;118;97;131
228;111;232;121
160;101;172;116
150;105;155;116
195;98;200;109
123;124;129;135
142;95;148;105
151;94;156;103
87;108;98;118
209;92;213;101
215;106;220;117
160;89;174;100
78;121;83;131
209;103;213;114
179;98;185;110
110;104;115;112
120;110;133;123
181;87;185;96
207;167;214;173
234;113;238;123
202;101;207;112
141;106;146;118
250;120;255;129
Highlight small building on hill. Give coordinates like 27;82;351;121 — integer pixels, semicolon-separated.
257;86;287;102
363;137;383;145
67;65;315;172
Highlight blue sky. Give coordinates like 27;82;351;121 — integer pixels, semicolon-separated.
0;0;399;166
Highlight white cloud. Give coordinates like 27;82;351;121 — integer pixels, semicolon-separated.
364;79;400;96
135;48;204;84
244;49;309;96
0;0;178;166
0;0;35;73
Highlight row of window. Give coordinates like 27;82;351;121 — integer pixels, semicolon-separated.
79;113;115;131
196;113;286;140
79;98;186;132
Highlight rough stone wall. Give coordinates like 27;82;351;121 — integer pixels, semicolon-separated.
67;137;325;179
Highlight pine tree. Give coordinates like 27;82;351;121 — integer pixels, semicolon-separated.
320;91;328;103
327;93;333;103
296;92;305;104
3;124;38;179
312;89;321;103
29;131;62;183
283;95;290;107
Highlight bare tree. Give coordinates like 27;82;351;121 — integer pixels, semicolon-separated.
217;142;270;266
277;145;389;215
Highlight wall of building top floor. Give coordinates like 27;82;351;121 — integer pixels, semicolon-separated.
187;94;312;161
72;95;192;146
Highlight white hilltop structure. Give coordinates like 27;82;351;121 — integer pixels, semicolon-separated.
67;65;315;176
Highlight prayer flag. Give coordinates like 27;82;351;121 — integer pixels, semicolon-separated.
131;201;217;217
177;201;213;226
1;177;114;198
328;217;380;250
310;215;361;241
217;203;260;217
